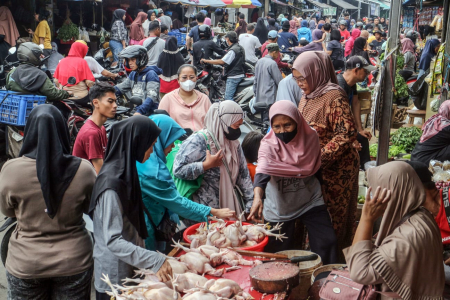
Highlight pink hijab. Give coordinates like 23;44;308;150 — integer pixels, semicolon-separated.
420;100;450;143
401;38;415;54
204;17;212;26
257;101;321;178
292;51;345;99
289;20;298;37
344;28;361;57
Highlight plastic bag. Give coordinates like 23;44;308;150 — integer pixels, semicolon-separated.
82;27;90;42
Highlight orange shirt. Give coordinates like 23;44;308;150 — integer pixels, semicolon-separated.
247;163;256;182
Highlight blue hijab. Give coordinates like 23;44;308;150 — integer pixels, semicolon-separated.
301;20;308;27
419;38;440;71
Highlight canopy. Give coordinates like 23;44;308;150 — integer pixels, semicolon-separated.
272;0;288;6
330;0;359;9
304;0;332;8
222;0;261;7
165;0;226;7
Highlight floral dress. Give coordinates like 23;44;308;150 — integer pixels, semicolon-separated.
299;89;359;258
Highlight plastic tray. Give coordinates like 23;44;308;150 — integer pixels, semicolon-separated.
183;220;269;252
0;91;46;126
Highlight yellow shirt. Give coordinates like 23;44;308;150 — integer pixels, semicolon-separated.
33;20;52;49
367;35;376;44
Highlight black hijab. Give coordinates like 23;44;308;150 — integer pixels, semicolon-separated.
253;17;269;44
268;18;277;31
19;105;81;219
111;9;126;30
157;36;186;81
351;37;370;62
89;116;161;239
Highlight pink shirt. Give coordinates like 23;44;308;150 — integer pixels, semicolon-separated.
158;88;211;131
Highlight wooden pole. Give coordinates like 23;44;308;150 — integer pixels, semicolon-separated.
376;0;402;165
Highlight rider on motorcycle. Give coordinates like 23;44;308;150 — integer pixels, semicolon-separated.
6;42;70;101
114;45;162;115
192;25;226;70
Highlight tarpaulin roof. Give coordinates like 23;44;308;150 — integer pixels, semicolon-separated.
304;0;332;8
330;0;359;9
164;0;226;7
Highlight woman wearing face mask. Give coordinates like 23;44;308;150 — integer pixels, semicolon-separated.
158;65;211;132
248;101;337;259
173;101;254;225
157;36;186;97
136;114;235;251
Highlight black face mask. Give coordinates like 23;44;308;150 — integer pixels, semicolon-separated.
224;127;241;140
275;128;297;144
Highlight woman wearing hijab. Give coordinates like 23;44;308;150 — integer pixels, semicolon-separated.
157;36;186;96
350;37;370;62
159;65;211;132
0;105;96;299
418;38;440;78
344;28;361;58
173;101;254;224
0;6;19;63
297;20;312;42
289;19;299;38
253;17;269;45
109;9;128;68
293;29;323;54
248;101;337;260
411;100;450;165
295;51;359;259
309;18;316;31
399;38;416;81
54;41;95;107
137;115;235;251
325;29;345;71
130;11;147;45
344;162;444;299
90;116;173;299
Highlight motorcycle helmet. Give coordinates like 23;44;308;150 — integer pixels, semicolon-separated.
17;42;43;66
339;20;347;27
356;22;364;28
118;45;149;70
198;24;212;39
406;30;419;44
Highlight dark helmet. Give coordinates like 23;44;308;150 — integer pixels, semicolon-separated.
406;30;419;43
118;45;149;69
198;24;212;39
356;22;364;28
331;18;337;24
17;42;43;66
339;20;347;27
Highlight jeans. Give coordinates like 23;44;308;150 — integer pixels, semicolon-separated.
6;266;93;300
109;39;123;63
224;77;243;100
265;205;338;265
418;69;426;78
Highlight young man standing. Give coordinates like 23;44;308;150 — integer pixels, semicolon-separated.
73;82;117;174
277;21;298;53
239;23;261;66
336;56;376;170
140;21;166;66
186;12;206;49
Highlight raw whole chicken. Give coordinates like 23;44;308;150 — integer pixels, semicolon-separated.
182;290;218;300
167;258;190;274
206;279;252;299
179;252;228;277
243;223;287;243
166;273;209;293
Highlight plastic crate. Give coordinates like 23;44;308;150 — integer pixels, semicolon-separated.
0;91;46;126
168;31;186;45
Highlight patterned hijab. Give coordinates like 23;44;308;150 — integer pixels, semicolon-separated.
420;100;450;143
292;51;344;99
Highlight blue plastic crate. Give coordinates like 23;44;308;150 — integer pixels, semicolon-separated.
168;31;186;45
0;92;46;126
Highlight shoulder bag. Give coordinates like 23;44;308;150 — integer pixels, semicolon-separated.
318;208;421;300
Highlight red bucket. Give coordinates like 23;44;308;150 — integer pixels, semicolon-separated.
183;220;269;252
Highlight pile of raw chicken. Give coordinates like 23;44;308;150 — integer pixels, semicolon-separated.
101;216;287;300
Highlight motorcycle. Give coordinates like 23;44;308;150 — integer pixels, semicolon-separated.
94;47;112;70
0;48;20;89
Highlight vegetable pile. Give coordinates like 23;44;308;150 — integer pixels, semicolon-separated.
390;126;422;153
58;23;78;42
357;195;365;204
369;143;406;158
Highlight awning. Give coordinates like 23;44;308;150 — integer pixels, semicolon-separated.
366;0;390;9
223;0;262;7
330;0;359;9
271;0;289;6
304;0;332;8
165;0;226;6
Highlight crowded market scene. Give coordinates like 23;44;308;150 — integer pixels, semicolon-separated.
1;0;450;298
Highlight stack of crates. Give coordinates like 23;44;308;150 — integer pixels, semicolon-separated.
0;91;46;126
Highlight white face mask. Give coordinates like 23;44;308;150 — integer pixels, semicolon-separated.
179;80;196;92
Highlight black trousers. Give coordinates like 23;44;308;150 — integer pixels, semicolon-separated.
96;291;111;300
398;70;413;82
357;133;370;170
265;204;338;265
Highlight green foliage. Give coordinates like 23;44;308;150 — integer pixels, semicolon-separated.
58;23;78;42
369;143;407;158
394;71;409;99
369;143;378;157
390;126;422;152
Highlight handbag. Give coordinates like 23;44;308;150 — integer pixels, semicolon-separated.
319;208;421;300
205;129;246;212
143;206;177;242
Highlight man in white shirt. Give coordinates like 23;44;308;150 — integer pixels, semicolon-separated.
84;56;119;79
238;23;261;66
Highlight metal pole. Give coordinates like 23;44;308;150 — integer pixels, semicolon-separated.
265;0;269;16
357;0;360;20
376;0;401;165
443;0;450;45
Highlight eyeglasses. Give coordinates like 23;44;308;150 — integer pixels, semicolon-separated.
292;75;306;84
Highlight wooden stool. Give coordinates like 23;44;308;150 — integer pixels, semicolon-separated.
407;110;426;125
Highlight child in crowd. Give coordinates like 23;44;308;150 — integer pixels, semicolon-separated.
242;131;264;182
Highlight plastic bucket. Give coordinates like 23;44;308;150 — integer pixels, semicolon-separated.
276;250;322;300
183;221;269;252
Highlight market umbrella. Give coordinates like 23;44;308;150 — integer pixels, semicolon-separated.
221;0;252;7
165;0;225;6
